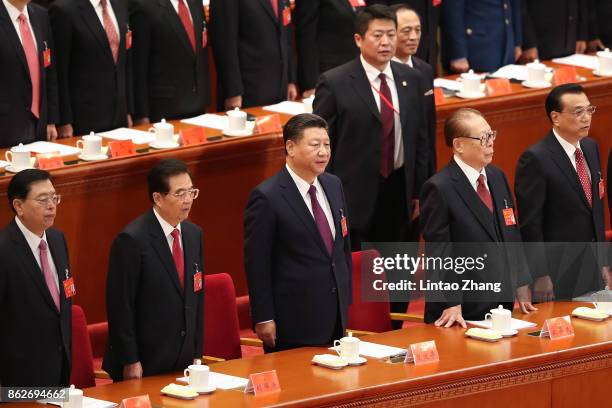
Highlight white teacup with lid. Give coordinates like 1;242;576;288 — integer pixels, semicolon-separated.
63;385;83;408
460;69;482;95
227;107;247;131
77;132;103;158
597;48;612;75
526;59;547;84
5;143;31;170
484;305;511;331
333;332;360;361
148;118;174;146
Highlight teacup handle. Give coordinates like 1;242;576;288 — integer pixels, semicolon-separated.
5;151;12;163
333;340;342;356
148;127;156;133
76;140;84;150
484;313;492;322
183;368;190;381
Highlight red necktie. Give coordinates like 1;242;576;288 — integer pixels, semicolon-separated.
269;0;278;17
18;13;40;118
39;240;60;310
378;73;395;178
575;148;592;207
177;0;195;51
308;185;333;255
477;174;493;213
171;229;185;289
100;0;119;63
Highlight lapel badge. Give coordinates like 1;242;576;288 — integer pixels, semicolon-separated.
402;81;407;87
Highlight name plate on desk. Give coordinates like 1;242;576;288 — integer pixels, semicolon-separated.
433;88;445;105
553;67;577;85
108;140;135;158
120;394;151;408
255;114;282;134
244;370;280;395
541;316;574;339
486;78;512;96
404;340;439;365
37;154;64;170
180;127;207;146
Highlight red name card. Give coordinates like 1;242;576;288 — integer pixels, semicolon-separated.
404;340;439;365
120;395;151;408
244;370;281;395
108;140;135;158
433;88;445;105
180;127;207;146
37;154;64;170
255;114;283;134
486;78;512;96
553;67;577;86
541;316;574;339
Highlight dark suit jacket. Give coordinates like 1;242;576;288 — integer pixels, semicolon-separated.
589;0;612;46
608;147;611;226
367;0;440;71
0;220;71;386
412;56;437;176
294;0;361;92
441;0;521;72
244;168;352;346
209;0;295;109
313;58;429;231
420;160;531;323
103;210;204;381
515;132;606;299
129;0;209;122
49;0;133;136
0;2;58;147
522;0;587;60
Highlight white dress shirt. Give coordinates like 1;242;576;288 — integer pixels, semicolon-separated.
153;208;183;253
89;0;119;37
14;216;59;289
454;154;489;192
553;129;591;179
169;0;193;23
2;0;37;50
286;164;336;238
392;55;413;67
360;55;404;169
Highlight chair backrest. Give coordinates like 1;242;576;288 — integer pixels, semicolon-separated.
347;250;393;333
203;273;242;360
70;305;96;388
87;321;108;359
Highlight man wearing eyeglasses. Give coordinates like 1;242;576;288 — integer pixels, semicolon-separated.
103;158;204;381
0;169;71;386
516;83;609;302
420;108;536;328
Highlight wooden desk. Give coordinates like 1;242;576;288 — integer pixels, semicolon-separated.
1;64;611;323
6;302;611;407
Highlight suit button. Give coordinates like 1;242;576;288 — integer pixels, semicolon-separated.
466;28;472;35
504;3;508;9
505;19;509;25
331;287;337;294
192;87;196;93
569;15;574;21
180;330;186;337
331;262;335;268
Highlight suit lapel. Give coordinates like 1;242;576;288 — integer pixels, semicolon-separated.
390;62;409;132
449;160;497;241
187;0;202;53
158;0;194;57
544;131;592;209
257;0;279;26
349;60;381;123
318;174;341;242
180;223;195;308
486;167;514;242
147;211;184;297
581;140;600;205
1;2;30;77
279;167;331;257
77;0;114;62
47;231;70;313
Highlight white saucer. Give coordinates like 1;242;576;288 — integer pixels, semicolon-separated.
500;329;518;337
456;91;486;99
347;356;367;366
521;80;551;89
149;141;180;149
78;153;108;161
222;128;253;137
592;70;612;77
5;165;33;173
192;385;216;394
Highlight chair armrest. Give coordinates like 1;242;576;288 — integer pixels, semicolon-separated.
390;312;424;322
240;337;263;347
201;355;225;364
94;370;110;379
345;329;376;337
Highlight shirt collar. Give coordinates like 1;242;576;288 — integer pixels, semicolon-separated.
14;216;47;255
153;208;182;238
552;128;581;157
392;55;413;67
360;55;394;84
285;164;322;200
3;0;29;23
90;0;101;8
454;154;487;188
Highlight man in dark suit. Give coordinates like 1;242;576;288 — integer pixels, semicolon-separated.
104;159;204;381
209;0;297;110
521;0;587;62
129;0;209;125
294;0;363;98
392;4;436;177
245;113;352;353
608;147;611;224
49;0;133;137
0;169;71;386
515;84;609;301
368;0;440;72
587;0;612;52
420;108;535;327
441;0;521;73
0;0;58;148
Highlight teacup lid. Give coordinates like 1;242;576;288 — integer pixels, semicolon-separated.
68;384;82;395
597;48;612;57
461;69;480;80
11;143;29;153
527;59;545;67
342;332;360;342
227;107;246;116
155;118;173;128
491;305;510;314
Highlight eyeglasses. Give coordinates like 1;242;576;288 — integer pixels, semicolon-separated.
460;130;497;146
558;105;597;118
166;188;199;201
29;195;61;206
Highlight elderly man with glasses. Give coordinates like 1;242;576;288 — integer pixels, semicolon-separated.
516;83;609;302
103;158;205;381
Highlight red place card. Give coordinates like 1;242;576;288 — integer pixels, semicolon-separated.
121;395;151;408
37;154;64;170
541;316;574;339
433;88;445;105
486;78;512;96
553;67;577;86
404;340;439;365
108;140;136;158
255;114;283;134
180;127;207;146
244;370;281;395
